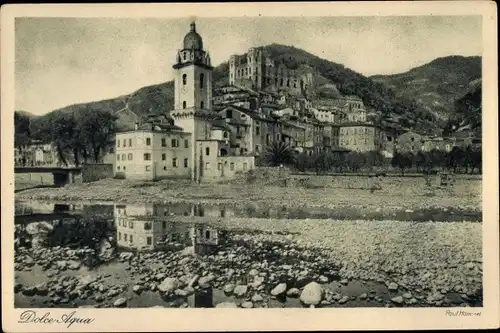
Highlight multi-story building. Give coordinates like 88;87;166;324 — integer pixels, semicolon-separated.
114;121;192;180
114;203;224;252
229;47;314;94
394;131;425;153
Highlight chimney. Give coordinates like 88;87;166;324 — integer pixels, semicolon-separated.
134;122;139;130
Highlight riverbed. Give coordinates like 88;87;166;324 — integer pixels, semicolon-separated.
14;199;483;308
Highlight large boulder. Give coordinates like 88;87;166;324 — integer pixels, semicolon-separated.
300;282;324;305
26;222;54;235
233;285;248;297
158;278;182;293
216;302;238;308
270;283;287;296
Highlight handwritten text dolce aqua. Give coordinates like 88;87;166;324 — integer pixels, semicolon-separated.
18;310;95;328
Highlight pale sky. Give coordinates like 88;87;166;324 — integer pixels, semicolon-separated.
15;16;482;115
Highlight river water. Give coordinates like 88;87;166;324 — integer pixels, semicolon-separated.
14;200;482;308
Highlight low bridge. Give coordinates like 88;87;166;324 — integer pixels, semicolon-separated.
15;167;83;187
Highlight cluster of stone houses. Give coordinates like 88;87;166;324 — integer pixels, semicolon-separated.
24;21;478;180
15;140;58;166
112;21;481;181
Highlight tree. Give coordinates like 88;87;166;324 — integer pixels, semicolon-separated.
78;108;117;163
51;113;79;166
391;151;413;176
415;151;427;173
264;141;296;167
294;152;309;172
14;112;31;149
446;146;464;173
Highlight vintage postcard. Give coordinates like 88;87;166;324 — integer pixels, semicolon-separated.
1;1;499;332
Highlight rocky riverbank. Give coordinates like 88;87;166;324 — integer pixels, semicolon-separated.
15;224;482;308
15;176;482;212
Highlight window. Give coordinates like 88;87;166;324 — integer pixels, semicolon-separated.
205;147;210;156
162;221;167;229
147;237;152;245
122;154;126;160
173;158;177;167
183;101;186;109
223;131;228;138
226;110;233;118
123;139;126;147
129;221;134;229
266;134;270;145
117;140;120;147
129;235;133;243
123;166;126;170
146;137;151;146
182;74;187;85
144;222;152;230
184;140;189;148
200;101;204;109
205;162;210;169
118;232;121;241
199;73;204;88
256;145;260;153
240;148;244;155
243;163;248;171
163;166;167;170
171;139;179;147
124;234;128;242
411;137;415;142
117;155;120;161
128;153;132;160
205;230;210;239
230;162;235;171
144;153;151;161
218;163;222;171
146;165;151;171
162;153;166;161
256;126;260;135
161;138;166;147
117;166;120;170
184;158;188;168
129;138;132;147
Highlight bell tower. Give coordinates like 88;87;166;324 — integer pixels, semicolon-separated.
170;21;217;181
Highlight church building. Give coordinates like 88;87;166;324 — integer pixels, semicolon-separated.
114;21;255;181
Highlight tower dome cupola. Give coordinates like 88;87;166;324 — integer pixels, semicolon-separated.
183;21;203;50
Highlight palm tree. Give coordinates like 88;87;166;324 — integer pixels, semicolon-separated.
264;141;296;167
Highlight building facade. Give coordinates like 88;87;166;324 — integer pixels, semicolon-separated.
114;22;256;182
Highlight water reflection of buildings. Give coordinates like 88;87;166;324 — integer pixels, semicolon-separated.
114;203;226;253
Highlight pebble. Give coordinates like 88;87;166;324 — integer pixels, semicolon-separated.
216;302;238;308
241;301;253;308
338;295;349;304
233;285;248;297
223;284;235;294
113;297;127;307
387;282;399;291
391;296;404;304
270;283;287;296
286;288;301;298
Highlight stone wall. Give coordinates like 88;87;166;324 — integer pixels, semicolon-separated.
253;166;291;181
15;173;54;185
82;164;113;183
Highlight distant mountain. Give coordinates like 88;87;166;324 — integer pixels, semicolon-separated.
371;56;481;122
28;44;449;141
451;78;482;135
14;110;38;119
